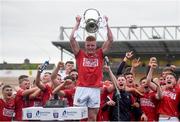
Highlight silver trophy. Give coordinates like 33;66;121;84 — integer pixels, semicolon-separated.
83;8;103;33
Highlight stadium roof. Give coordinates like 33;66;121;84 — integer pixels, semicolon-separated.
52;25;180;59
52;40;180;58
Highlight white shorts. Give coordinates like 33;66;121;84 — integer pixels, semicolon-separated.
73;87;100;108
159;116;179;121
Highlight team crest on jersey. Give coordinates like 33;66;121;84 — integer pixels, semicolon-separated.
3;108;14;117
140;98;155;107
163;91;176;100
83;58;98;67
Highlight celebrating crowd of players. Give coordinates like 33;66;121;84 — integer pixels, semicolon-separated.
0;15;180;121
0;55;179;121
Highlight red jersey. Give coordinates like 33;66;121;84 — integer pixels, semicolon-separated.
42;84;52;106
0;98;15;121
100;85;113;108
76;49;104;87
33;94;44;107
97;86;113;121
63;88;76;106
14;89;33;120
158;87;180;117
140;91;159;121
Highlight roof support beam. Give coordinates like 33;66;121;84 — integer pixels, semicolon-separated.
159;41;170;54
123;42;137;54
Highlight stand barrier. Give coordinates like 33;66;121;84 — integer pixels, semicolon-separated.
23;107;88;120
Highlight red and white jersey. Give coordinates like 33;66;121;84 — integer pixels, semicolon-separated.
14;89;33;120
140;92;159;121
75;49;104;87
158;87;180;117
0;98;15;121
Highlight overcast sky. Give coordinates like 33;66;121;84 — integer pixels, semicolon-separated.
0;0;180;64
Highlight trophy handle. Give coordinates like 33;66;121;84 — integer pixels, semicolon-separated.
83;8;101;21
83;8;102;33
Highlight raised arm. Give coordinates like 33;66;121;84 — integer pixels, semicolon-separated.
29;89;41;99
22;87;38;96
130;57;141;78
146;57;158;91
102;16;113;53
104;65;118;93
155;82;163;100
52;83;66;97
52;78;72;96
69;15;81;55
35;68;46;91
117;51;133;75
51;61;64;87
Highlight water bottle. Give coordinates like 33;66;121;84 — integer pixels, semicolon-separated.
104;56;110;66
39;61;49;73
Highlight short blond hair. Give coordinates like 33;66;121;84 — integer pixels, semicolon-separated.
85;36;96;42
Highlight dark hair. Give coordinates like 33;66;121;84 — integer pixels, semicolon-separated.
69;69;78;74
64;76;72;81
139;77;146;84
65;61;74;65
124;72;133;77
167;72;178;81
2;85;12;91
18;75;29;84
162;67;174;73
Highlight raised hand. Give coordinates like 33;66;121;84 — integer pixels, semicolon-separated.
125;51;133;59
76;15;81;23
103;65;110;72
149;57;158;69
131;57;141;68
103;16;108;22
151;62;158;69
149;57;157;65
